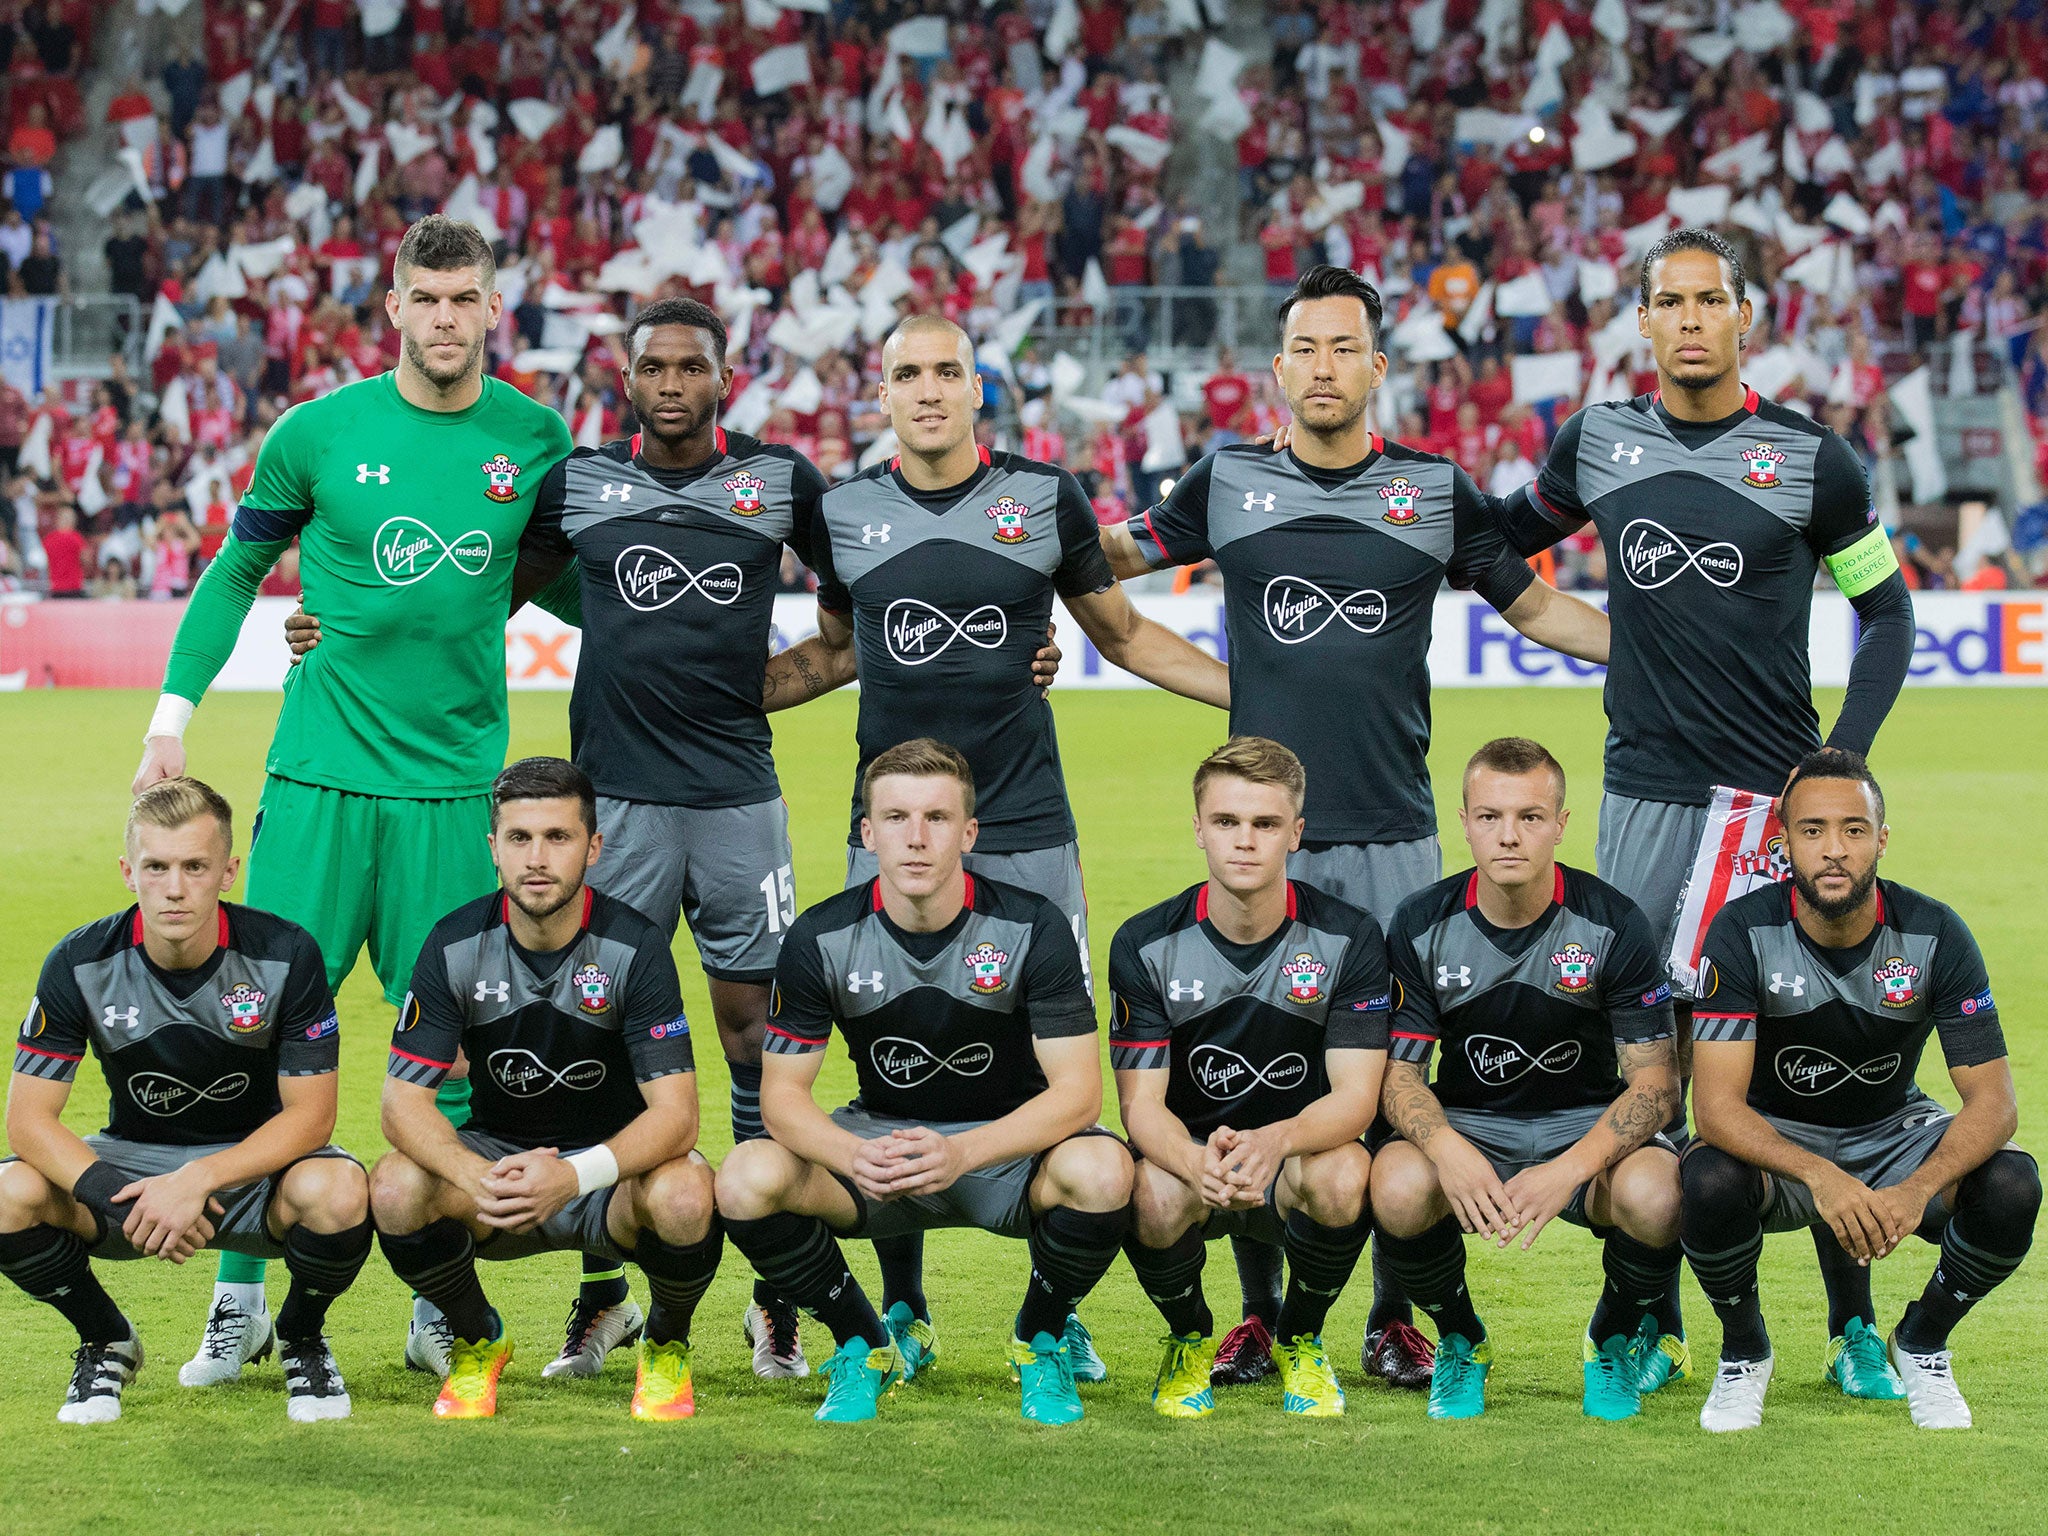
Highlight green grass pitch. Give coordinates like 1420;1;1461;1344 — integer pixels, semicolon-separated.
0;686;2042;1535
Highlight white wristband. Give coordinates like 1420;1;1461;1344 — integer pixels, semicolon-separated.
565;1145;619;1196
145;694;195;744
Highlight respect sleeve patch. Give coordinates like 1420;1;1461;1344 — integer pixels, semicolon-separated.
1823;525;1900;597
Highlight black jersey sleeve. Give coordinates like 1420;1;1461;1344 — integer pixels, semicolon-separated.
1107;921;1169;1070
619;940;696;1083
764;911;837;1055
1125;453;1215;568
1051;467;1117;599
1326;911;1392;1052
1693;910;1761;1044
1805;433;1880;559
518;457;574;563
802;499;852;614
781;451;836;579
14;939;91;1083
274;926;341;1077
1803;432;1912;755
1449;463;1538;610
1495;409;1591;555
1927;907;2007;1069
1598;899;1677;1047
387;936;466;1089
1022;900;1098;1039
1384;900;1439;1069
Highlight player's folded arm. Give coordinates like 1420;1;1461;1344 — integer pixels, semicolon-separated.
607;940;701;1168
1491;410;1591;556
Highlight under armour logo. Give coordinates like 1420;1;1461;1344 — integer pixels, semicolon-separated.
861;523;891;544
1769;972;1806;996
357;463;390;483
1168;980;1204;1002
488;1047;606;1096
474;980;510;1003
102;1004;141;1028
847;971;884;993
1611;442;1644;465
1438;965;1471;988
1243;491;1276;512
599;483;632;502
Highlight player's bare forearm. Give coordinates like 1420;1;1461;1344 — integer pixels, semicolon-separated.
952;1035;1102;1174
761;635;852;712
4;1073;97;1189
1381;1059;1453;1155
760;1051;863;1176
603;1073;700;1175
1115;1069;1206;1185
1098;520;1154;581
1500;578;1610;664
1693;1042;1843;1188
184;1073;338;1195
1278;1049;1387;1159
1894;1059;2019;1208
1070;587;1230;707
1567;1037;1682;1174
381;1077;492;1191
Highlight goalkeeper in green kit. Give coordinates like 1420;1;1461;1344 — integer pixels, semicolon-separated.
131;217;634;1385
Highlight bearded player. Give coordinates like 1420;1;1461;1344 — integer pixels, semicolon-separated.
1491;229;1917;1396
128;216;619;1385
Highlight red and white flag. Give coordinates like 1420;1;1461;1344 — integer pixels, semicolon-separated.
1668;785;1790;995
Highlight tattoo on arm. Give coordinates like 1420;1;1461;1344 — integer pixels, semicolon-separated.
792;649;828;698
1601;1038;1681;1167
1383;1061;1449;1149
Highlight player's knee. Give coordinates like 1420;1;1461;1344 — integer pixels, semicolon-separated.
1042;1134;1134;1213
0;1159;54;1230
1131;1158;1199;1246
1679;1144;1762;1219
1368;1145;1440;1236
368;1150;435;1232
1607;1149;1682;1246
1957;1149;2042;1230
281;1156;370;1233
713;1139;796;1221
641;1156;716;1244
1296;1143;1371;1227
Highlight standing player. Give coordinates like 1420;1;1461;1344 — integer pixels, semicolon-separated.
1112;738;1388;1420
1104;264;1611;1389
2;779;370;1424
1374;739;1683;1422
1684;750;2037;1432
372;759;721;1421
127;216;611;1386
798;314;1228;1378
716;740;1133;1426
1494;229;1918;1393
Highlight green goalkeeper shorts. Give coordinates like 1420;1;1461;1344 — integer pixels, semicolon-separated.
245;774;497;1005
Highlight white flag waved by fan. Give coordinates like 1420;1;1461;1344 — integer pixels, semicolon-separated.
1669;786;1788;995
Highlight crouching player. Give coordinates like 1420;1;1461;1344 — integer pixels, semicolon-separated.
1111;737;1388;1419
2;778;369;1423
717;739;1132;1425
1684;749;2037;1432
1373;739;1685;1421
371;758;721;1421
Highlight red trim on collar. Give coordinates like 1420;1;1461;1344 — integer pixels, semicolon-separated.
629;426;726;459
1368;432;1383;456
890;445;992;472
1873;884;1885;925
961;872;977;908
1553;864;1566;905
132;908;229;948
870;878;885;912
1462;867;1563;911
501;887;595;930
1463;871;1481;910
1651;384;1760;414
1285;881;1299;920
1196;883;1208;923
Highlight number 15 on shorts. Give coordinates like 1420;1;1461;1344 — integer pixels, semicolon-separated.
760;864;796;934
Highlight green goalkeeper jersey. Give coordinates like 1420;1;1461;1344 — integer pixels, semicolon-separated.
162;372;573;797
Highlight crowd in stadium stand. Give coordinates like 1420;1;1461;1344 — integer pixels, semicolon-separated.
2;0;2046;602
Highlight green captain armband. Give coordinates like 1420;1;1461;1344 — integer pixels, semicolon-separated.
1823;525;1900;598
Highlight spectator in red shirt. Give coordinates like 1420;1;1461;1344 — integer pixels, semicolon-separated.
1201;348;1254;443
42;503;87;598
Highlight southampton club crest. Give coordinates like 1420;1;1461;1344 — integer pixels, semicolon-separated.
965;943;1010;995
1874;956;1921;1009
984;495;1030;544
1740;442;1786;489
1283;951;1327;1004
481;453;522;503
220;982;267;1033
1551;943;1597;995
573;963;613;1015
724;470;766;517
1378;478;1421;525
1730;832;1791;881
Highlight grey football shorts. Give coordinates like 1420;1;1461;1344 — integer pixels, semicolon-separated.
1427;1103;1679;1231
1735;1097;1962;1235
590;795;793;982
1286;835;1442;927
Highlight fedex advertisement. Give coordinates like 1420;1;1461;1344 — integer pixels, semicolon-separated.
2;591;2041;690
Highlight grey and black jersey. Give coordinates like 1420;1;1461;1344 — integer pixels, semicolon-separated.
16;904;337;1145
1695;878;2004;1128
808;449;1115;853
1108;880;1390;1139
1496;391;1892;805
766;872;1097;1122
1130;439;1536;844
519;430;833;808
1386;865;1674;1112
389;888;694;1151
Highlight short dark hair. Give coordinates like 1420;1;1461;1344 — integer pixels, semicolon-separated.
394;214;497;291
1277;264;1384;352
626;297;729;366
1781;747;1885;823
490;756;596;833
1639;227;1747;309
861;737;976;818
1464;737;1566;806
